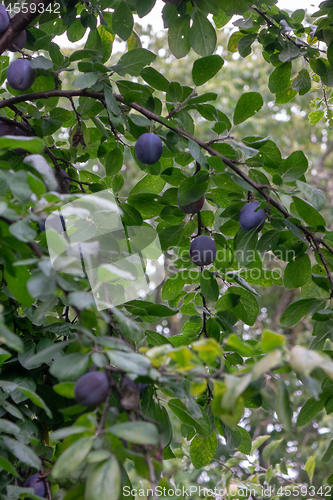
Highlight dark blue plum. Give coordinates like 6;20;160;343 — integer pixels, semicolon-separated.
178;194;205;214
0;121;16;136
8;30;27;51
7;59;36;91
189;235;217;266
74;371;109;406
0;5;9;34
135;133;163;165
239;201;265;233
23;473;46;499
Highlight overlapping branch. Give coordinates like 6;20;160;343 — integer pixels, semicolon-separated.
0;88;332;293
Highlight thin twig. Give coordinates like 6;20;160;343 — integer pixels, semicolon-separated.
146;451;157;500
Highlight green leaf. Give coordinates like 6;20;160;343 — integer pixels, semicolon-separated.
105;147;123;176
280;299;325;327
136;0;155;18
190;433;217;469
4;266;34;307
279;41;302;62
296;181;326;211
0;456;19;477
275;381;292;432
222;0;251;15
168;17;191;59
141;67;169;91
162;273;186;301
233;92;263;125
3;437;41;469
85;457;121;500
52;436;94;479
192;55;224;86
30;56;53;70
292;196;326;228
291;68;311;95
238;34;257;57
308;109;325;125
0;419;20;435
262;438;283;462
234;228;258;268
200;270;219;302
50;353;89;380
168;399;211;437
112;0;133;41
297;397;326;426
108;422;159;445
261;329;285;353
115;48;156;77
217;287;259;326
296;397;326;427
106;351;151;376
305;455;316;483
251;435;270;454
0;136;44;153
284;254;311;289
158;224;185;251
129;174;166;195
0;324;24;352
72;72;99;89
237;426;252;454
268;62;291;94
178;171;209;205
278;150;308;182
189;12;216;57
322;439;333;463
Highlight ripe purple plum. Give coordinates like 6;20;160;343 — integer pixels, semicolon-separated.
0;121;17;136
239;201;265;233
189;235;217;266
135;133;163;165
178;194;205;214
23;473;46;499
7;59;36;91
8;30;27;51
74;371;109;406
0;5;9;34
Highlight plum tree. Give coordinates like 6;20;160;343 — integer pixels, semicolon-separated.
8;30;27;51
189;235;217;266
239;201;265;233
7;59;36;91
23;473;46;499
178;194;205;214
74;371;109;406
135;133;163;165
0;5;9;34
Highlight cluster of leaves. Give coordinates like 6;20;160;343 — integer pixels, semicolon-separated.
1;0;333;499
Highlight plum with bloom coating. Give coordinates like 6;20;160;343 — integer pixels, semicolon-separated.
0;5;9;34
135;133;163;165
7;59;36;91
239;201;265;233
189;235;217;266
23;473;46;499
74;371;109;406
8;30;27;51
178;194;205;214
